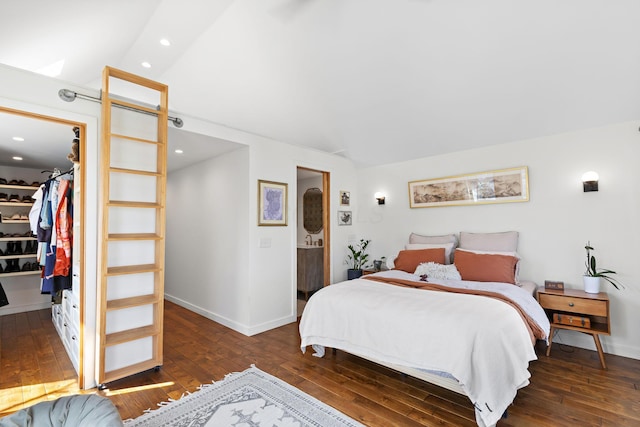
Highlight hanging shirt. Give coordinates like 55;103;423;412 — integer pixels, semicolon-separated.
54;179;72;277
29;185;44;235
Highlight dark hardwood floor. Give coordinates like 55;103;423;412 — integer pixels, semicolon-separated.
1;300;639;426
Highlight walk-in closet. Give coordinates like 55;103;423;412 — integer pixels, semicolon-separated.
0;110;85;393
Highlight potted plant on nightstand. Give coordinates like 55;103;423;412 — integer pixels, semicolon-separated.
346;238;371;280
584;241;622;293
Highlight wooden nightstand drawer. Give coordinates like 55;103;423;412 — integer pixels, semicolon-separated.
538;293;607;316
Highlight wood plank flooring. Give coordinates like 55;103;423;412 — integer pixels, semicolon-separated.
1;300;639;426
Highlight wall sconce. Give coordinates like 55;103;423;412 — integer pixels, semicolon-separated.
582;171;599;192
374;192;386;205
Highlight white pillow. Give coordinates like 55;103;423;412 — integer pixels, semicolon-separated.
405;242;455;265
414;262;462;280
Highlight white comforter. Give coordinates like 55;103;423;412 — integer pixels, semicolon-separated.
299;270;550;427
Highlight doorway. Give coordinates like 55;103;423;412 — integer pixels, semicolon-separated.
296;167;330;313
0;106;86;392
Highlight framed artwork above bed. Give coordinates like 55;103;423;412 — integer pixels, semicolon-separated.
408;166;529;208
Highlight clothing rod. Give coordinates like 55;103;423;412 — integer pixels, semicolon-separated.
57;88;183;128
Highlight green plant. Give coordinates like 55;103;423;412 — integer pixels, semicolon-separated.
584;241;622;290
346;238;371;270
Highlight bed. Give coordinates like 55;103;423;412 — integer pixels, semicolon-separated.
299;231;550;427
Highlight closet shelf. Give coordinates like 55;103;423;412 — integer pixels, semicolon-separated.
0;237;36;242
109;167;161;177
107;233;161;241
0;202;33;207
0;270;41;278
0;254;37;260
106;264;160;276
0;184;40;191
106;294;159;311
105;325;159;347
0;220;30;224
107;201;162;209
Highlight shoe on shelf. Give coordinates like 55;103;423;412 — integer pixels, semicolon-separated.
21;195;33;203
17;180;28;186
0;263;4;274
0;177;7;185
19;213;28;221
21;262;31;272
9;213;22;221
0;193;7;202
30;181;41;187
6;259;19;272
9;194;20;202
8;179;19;185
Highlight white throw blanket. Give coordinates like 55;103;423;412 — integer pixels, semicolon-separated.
299;270;550;427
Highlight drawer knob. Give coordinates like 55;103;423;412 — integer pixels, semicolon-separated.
568;302;575;307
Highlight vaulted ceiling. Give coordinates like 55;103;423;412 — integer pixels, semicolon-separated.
2;0;639;167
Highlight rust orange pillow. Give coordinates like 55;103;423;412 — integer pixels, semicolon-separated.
453;249;518;284
393;248;446;273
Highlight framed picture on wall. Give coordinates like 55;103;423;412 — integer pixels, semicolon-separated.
408;166;529;208
338;210;352;226
340;190;350;206
258;180;288;226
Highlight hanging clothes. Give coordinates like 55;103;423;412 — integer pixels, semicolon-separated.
38;170;74;295
54;179;72;277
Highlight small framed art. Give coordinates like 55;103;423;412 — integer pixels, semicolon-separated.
338;210;352;226
258;180;288;226
340;190;350;206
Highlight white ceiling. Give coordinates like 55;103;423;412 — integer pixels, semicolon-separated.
2;0;639;168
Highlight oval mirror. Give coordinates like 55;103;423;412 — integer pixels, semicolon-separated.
303;187;323;234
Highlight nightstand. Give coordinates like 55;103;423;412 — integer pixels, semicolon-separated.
537;287;610;369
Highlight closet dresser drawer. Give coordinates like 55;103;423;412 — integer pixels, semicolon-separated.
62;289;80;327
61;289;80;374
52;303;63;335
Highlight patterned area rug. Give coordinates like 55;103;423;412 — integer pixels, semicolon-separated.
123;366;364;427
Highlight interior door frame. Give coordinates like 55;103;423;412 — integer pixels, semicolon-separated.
297;166;330;287
0;105;87;389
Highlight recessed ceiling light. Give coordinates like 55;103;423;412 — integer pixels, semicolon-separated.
160;38;171;46
12;156;23;161
174;149;184;154
12;136;24;141
141;61;151;68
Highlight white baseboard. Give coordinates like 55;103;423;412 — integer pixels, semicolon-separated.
164;293;296;337
0;301;51;316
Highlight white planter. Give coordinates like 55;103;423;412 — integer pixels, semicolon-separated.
583;276;601;294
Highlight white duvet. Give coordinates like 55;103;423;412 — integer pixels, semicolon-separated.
299;270;550;427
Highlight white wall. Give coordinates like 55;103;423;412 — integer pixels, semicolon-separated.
356;120;640;359
165;147;251;329
139;101;358;336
